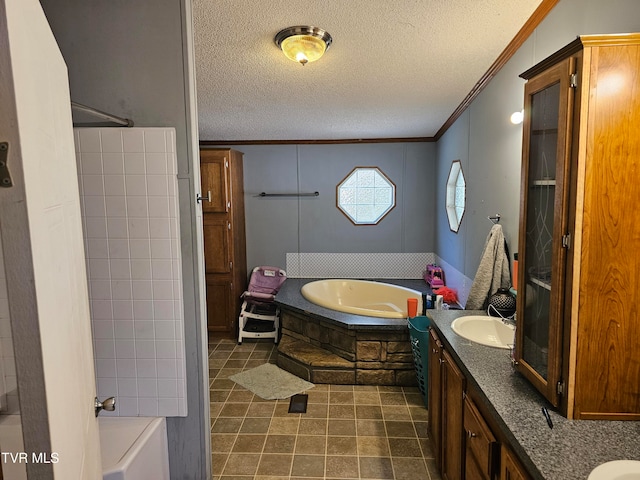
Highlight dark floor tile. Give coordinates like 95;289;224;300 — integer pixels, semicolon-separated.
392;457;428;480
359;456;394;479
326;435;357;455
246;401;276;417
210;434;235;453
263;434;296;453
239;417;271;434
414;421;429;438
295;434;326;454
291;454;325;477
382;405;411;421
356;419;386;436
329;404;356;419
304;403;329;418
221;453;260;476
256;453;294;476
379;392;406;405
388;437;423;457
354;391;381;405
231;434;265;453
356;404;383;419
212;417;243;434
330;391;355;404
218;402;250;418
211;453;227;476
327;419;356;436
358;436;390;456
326;455;359;478
409;405;429;421
385;420;416;438
298;418;327;435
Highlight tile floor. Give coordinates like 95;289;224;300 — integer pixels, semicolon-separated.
209;337;441;480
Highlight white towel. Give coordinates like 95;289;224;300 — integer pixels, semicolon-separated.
465;224;511;310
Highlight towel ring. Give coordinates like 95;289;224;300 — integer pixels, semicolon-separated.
488;214;501;224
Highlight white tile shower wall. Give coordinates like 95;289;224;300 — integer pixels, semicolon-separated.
74;128;187;417
434;255;472;308
286;253;435;279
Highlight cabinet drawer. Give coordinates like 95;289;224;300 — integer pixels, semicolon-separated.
464;396;497;478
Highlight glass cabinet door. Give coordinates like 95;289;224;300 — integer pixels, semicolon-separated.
516;58;574;406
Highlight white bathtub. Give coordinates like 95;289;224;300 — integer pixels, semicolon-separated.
301;279;423;318
99;417;170;480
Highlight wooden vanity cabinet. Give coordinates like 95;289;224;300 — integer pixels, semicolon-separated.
428;327;529;480
516;34;640;419
427;328;443;470
464;396;498;480
500;445;530;480
442;349;466;480
429;328;465;480
200;148;247;336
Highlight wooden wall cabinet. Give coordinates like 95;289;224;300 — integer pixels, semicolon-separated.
516;34;640;419
201;148;247;336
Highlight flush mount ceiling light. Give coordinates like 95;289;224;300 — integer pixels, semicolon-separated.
274;26;332;66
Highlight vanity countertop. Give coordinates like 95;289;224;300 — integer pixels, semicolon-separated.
428;309;640;480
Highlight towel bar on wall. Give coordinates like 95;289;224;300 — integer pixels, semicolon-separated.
257;192;319;197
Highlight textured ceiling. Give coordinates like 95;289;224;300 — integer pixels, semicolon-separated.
193;0;543;141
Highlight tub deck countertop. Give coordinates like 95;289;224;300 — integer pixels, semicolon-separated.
428;309;640;480
275;278;431;331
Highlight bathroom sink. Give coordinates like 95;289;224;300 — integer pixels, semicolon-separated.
588;460;640;480
450;315;515;349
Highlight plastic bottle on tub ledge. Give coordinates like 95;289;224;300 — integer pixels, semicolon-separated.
424;293;444;310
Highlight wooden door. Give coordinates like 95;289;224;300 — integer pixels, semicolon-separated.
572;41;640;419
441;349;466;480
203;215;231;274
0;0;102;477
516;57;575;407
200;150;229;213
427;328;443;469
206;277;234;332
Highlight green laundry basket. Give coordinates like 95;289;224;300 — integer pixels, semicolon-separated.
408;315;430;408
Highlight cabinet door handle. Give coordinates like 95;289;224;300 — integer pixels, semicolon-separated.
228;222;231;230
196;190;212;204
467;430;477;439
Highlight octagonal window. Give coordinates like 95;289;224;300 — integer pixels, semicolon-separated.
337;167;395;225
446;160;466;233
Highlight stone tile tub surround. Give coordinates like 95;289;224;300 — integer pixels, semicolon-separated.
275;278;431;386
428;310;640;480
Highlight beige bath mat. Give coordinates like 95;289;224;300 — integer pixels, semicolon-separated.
229;363;314;400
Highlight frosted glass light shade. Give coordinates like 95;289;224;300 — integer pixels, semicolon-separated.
275;26;332;66
281;35;326;65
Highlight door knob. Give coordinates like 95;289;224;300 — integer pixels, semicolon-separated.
95;396;116;417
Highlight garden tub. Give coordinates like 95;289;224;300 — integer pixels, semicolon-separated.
300;279;422;318
99;417;169;480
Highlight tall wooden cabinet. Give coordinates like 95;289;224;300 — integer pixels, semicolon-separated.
516;34;640;419
201;149;247;336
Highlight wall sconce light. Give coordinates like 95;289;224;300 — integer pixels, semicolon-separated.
275;26;332;66
510;110;524;125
